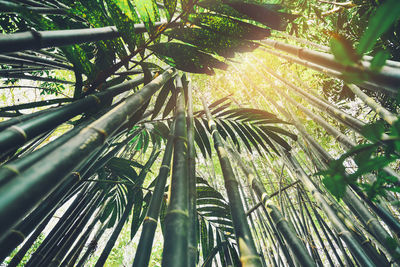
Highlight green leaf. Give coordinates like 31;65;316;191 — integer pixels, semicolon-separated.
134;0;160;33
370;50;390;72
194;126;208;159
223;0;298;31
352;144;377;166
163;0;177;21
162;90;177;119
209;94;233;109
195;118;212;157
322;174;347;200
361;121;385;142
131;189;143;239
260;126;291;151
105;0;140;52
330;34;360;66
187;13;270;40
148;42;228;74
200;217;209;260
165;27;259;58
357;0;400;55
218;119;240;151
229;121;253;153
152;78;174;119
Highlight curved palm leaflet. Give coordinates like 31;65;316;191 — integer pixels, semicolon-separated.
0;0;400;266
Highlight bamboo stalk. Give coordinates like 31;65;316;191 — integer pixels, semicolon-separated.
258;46;393;97
0;98;73;112
5;52;73;70
0;69;175;239
187;80;198;267
0;75;144;156
282;150;375;266
201;96;262;267
133;127;174;267
261;39;400;92
227;147;315;266
162;76;190;267
346;84;397;125
0;21;177;53
94;194;135;267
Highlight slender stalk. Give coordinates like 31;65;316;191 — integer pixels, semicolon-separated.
282;150;375;266
94;195;135;267
7;210;54;267
187;81;198;266
201;96;262;267
162;76;189;267
261;39;400;93
346;83;397;125
0;69;175;239
0;98;73;112
0;21;175;53
227;147;315;266
133;127;174;267
0;76;144;155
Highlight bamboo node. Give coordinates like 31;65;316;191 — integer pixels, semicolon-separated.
3;164;20;175
210;128;218;136
144;216;158;224
208;119;216;129
30;29;43;49
240;255;261;264
71;172;81;180
88;125;108;141
9;125;28;141
274;217;287;226
90;94;101;105
366;218;377;227
160;164;170;170
166;209;189;217
337;230;350;236
10;229;25;241
175;135;188;143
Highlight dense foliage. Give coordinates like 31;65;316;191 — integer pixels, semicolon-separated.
0;0;400;266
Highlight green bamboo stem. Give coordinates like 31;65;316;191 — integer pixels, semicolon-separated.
310;200;346;267
6;52;73;70
299;190;336;266
258;47;393;97
0;108;54;131
26;186;95;266
0;54;70;71
227;147;316;266
93;194;135;267
48;191;104;267
282;150;375;266
0;67;50;75
273;99;400;261
235;172;266;266
0;21;176;53
346;84;398;125
261;39;400;92
0;69;175;238
7;209;54;267
187;81;198;267
0;98;73;112
0;73;74;84
76;220;109;267
269;79;400;185
133;127;174;267
0;75;144;155
258;63;365;133
162;76;189;267
201;96;262;267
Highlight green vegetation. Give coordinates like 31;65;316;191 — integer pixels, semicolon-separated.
0;0;400;266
